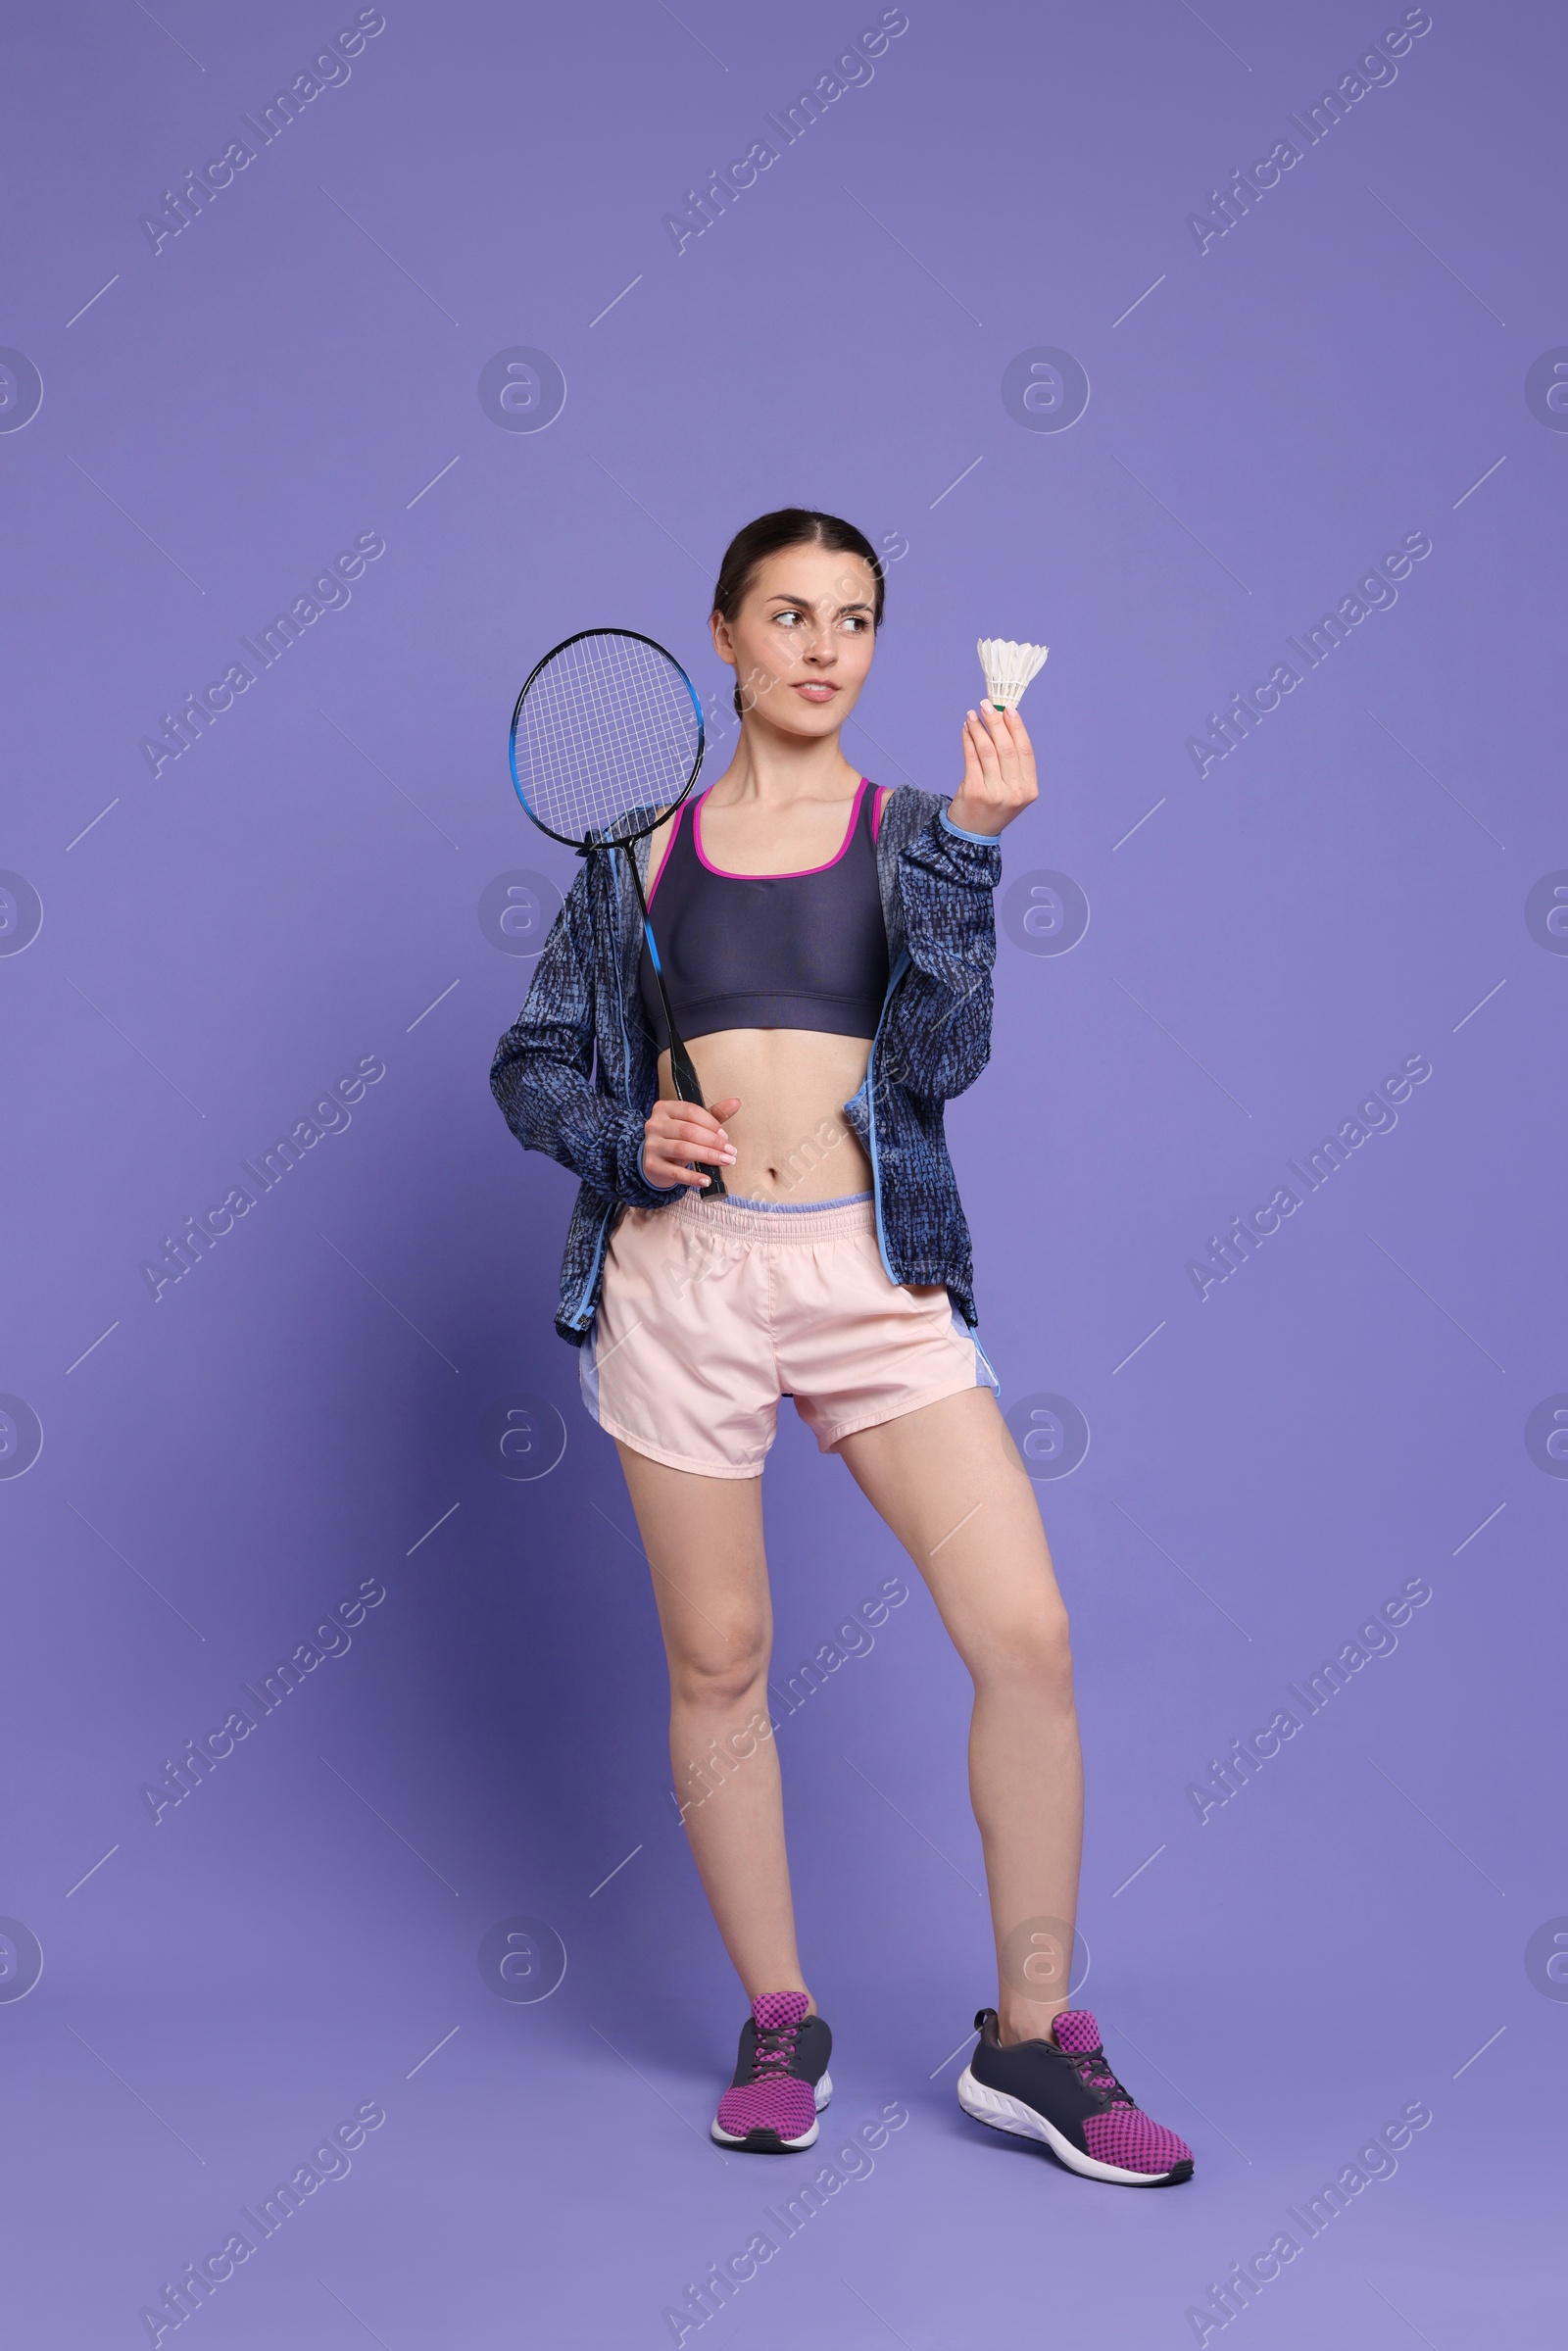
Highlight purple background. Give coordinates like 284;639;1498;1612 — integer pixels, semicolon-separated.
2;2;1563;2343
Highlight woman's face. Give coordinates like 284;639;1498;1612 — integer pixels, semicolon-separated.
710;541;878;739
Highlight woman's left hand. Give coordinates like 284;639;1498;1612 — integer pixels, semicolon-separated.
947;701;1038;838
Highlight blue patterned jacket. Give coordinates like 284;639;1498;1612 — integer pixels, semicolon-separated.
489;787;1003;1345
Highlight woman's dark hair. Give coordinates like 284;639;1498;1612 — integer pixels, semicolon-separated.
712;508;884;716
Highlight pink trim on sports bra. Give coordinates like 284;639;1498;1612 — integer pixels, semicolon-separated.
693;777;869;880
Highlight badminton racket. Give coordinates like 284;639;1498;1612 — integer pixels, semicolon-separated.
508;627;725;1196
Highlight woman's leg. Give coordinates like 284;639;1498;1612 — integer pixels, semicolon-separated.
836;1386;1083;2046
614;1442;811;2008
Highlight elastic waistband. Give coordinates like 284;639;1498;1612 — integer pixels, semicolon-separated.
672;1189;874;1245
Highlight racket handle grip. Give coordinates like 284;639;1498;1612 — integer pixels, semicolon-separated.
669;1043;726;1199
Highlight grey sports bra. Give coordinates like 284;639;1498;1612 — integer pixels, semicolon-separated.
637;779;890;1051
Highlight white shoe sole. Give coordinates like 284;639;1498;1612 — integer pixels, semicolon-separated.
710;2069;833;2149
956;2065;1184;2185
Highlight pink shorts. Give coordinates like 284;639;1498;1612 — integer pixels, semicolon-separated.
580;1191;992;1479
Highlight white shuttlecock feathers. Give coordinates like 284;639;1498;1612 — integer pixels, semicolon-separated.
977;638;1049;710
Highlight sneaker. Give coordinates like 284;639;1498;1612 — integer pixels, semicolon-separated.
957;2007;1194;2185
710;1991;833;2152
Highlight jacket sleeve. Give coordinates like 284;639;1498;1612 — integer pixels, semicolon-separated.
878;808;1003;1101
488;864;680;1208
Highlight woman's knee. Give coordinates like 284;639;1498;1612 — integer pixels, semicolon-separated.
975;1598;1074;1698
666;1617;770;1712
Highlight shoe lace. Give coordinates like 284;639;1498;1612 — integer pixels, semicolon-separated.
1062;2040;1135;2107
750;2021;801;2080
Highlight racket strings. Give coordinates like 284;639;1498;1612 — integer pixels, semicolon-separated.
515;632;702;845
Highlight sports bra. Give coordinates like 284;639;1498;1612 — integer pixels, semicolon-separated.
637;778;890;1052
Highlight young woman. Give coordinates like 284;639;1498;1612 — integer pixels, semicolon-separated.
490;510;1193;2187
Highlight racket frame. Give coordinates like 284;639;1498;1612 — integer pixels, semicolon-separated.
508;627;726;1197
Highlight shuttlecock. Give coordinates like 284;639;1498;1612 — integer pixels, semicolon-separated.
977;638;1049;710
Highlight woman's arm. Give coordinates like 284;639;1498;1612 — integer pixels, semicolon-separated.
878;812;1001;1101
875;701;1036;1100
488;865;683;1207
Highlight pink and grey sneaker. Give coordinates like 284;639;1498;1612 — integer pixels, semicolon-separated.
957;2007;1194;2185
710;1992;833;2153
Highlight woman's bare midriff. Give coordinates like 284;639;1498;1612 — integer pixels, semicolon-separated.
659;1029;873;1201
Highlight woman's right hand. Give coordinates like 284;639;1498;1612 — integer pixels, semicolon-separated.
643;1095;741;1192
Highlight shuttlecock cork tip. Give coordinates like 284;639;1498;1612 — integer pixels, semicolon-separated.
977;637;1049;710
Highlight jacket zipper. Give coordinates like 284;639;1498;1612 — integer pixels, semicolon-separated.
565;1204;615;1330
861;944;909;1287
862;925;990;1361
